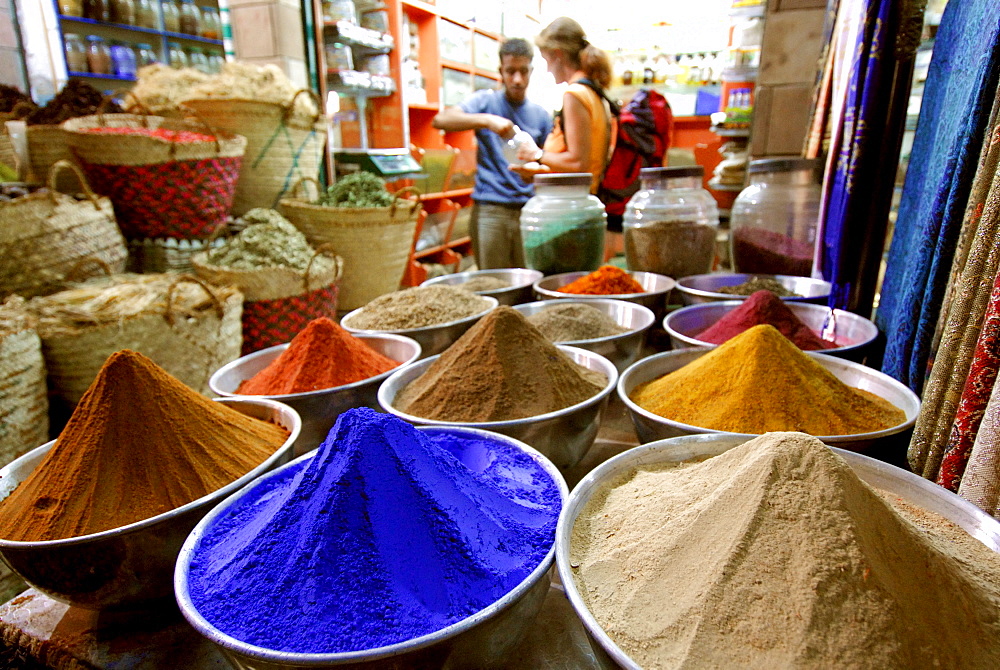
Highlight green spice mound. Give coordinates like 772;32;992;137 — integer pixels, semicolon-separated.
204;208;333;273
527;303;628;342
718;276;800;297
459;276;511;292
320;172;394;208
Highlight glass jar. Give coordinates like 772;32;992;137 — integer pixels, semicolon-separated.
200;6;221;39
729;157;822;277
520;173;607;275
134;0;157;29
136;43;158;67
86;35;112;75
206;50;224;74
111;0;135;25
59;0;84;17
110;42;137;78
84;0;109;22
322;0;356;24
179;0;200;34
167;41;188;68
188;47;209;73
64;34;89;72
622;166;719;279
325;42;353;71
161;0;180;32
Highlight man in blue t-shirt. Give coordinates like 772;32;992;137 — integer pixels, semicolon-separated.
432;38;552;269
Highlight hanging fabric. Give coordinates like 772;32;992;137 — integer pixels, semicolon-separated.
875;0;1000;394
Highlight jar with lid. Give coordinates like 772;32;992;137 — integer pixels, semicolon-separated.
167;41;188;68
86;35;112;75
134;0;157;29
64;34;89;72
179;0;200;34
59;0;84;17
325;42;353;71
84;0;109;22
322;0;357;24
622;166;719;279
188;47;209;73
200;6;221;39
110;42;137;78
161;0;180;31
134;42;158;67
110;0;135;25
206;50;224;74
520;173;607;275
729;157;822;277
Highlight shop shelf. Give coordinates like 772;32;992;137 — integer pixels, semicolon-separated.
68;70;137;82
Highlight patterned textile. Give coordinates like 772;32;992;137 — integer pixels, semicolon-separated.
908;93;1000;477
875;0;1000;393
240;283;339;356
79;157;242;240
959;373;1000;518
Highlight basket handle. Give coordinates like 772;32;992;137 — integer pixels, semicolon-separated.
178;111;223;154
288;175;323;202
164;275;225;326
303;243;343;291
47;159;102;210
62;256;113;284
97;91;150;128
390;185;422;215
284;89;324;125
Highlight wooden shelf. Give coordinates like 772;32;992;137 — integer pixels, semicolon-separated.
419;188;472;201
414;235;471;260
408;102;440;111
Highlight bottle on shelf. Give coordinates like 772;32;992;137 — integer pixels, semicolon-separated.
86;35;112;75
206;50;224;73
135;0;157;29
59;0;84;17
200;6;221;39
322;0;357;24
188;46;209;73
167;41;188;68
136;42;158;67
84;0;110;22
162;0;180;32
110;0;136;26
110;42;138;78
65;33;89;72
179;0;201;35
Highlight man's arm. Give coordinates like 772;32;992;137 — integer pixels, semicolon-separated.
432;106;515;138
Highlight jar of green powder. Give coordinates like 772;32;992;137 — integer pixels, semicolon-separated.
520;173;606;276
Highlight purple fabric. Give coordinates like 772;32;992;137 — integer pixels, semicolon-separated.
187;408;561;654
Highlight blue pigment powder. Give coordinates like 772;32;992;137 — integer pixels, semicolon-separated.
186;408;562;654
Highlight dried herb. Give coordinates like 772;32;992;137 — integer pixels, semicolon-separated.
0;84;33;115
319;172;393;208
25;81;122;126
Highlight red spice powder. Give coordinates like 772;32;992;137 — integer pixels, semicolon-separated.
237;317;400;395
558;266;646;295
696;290;837;350
83;127;216;143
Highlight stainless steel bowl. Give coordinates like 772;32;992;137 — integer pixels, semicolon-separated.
0;398;300;611
617;349;920;455
556;433;1000;670
421;268;544;306
532;271;676;321
210;334;421;456
675;272;832;305
378;346;619;471
512;299;655;372
175;426;568;669
663;300;879;362
340;296;499;359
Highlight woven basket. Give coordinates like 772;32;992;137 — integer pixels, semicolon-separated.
279;182;421;310
0;297;48;466
126;236;228;274
62;113;247;240
25;124;82;191
0;160;128;299
181;91;326;217
29;274;243;408
193;246;343;354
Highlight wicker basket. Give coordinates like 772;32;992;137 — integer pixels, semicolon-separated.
0;296;48;466
29;274;243;408
182;91;326;217
62;113;247;240
0;160;128;299
193;246;343;354
279;182;421;310
24;124;82;191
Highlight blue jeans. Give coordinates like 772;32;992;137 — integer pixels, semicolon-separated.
470;201;525;269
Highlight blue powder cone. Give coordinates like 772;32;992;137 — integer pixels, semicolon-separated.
188;408;561;654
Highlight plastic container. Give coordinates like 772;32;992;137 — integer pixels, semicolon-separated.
110;0;135;25
167;41;188;68
161;0;180;32
84;0;109;21
179;0;200;34
110;42;138;78
136;43;158;67
322;0;357;24
206;50;224;74
503;125;535;166
622;166;719;279
325;42;353;71
64;34;89;72
200;6;221;39
729;157;822;277
520;173;606;276
59;0;84;16
86;35;112;75
188;47;209;73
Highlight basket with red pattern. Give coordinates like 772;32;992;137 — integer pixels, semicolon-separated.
62;114;247;240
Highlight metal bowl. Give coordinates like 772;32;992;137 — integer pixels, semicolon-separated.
556;433;1000;670
421;268;544;306
175;426;568;669
675;272;832;305
532;271;676;321
512;299;655;372
378;346;619;471
340;296;499;359
617;348;920;455
209;334;421;456
0;398;300;611
663;300;879;362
